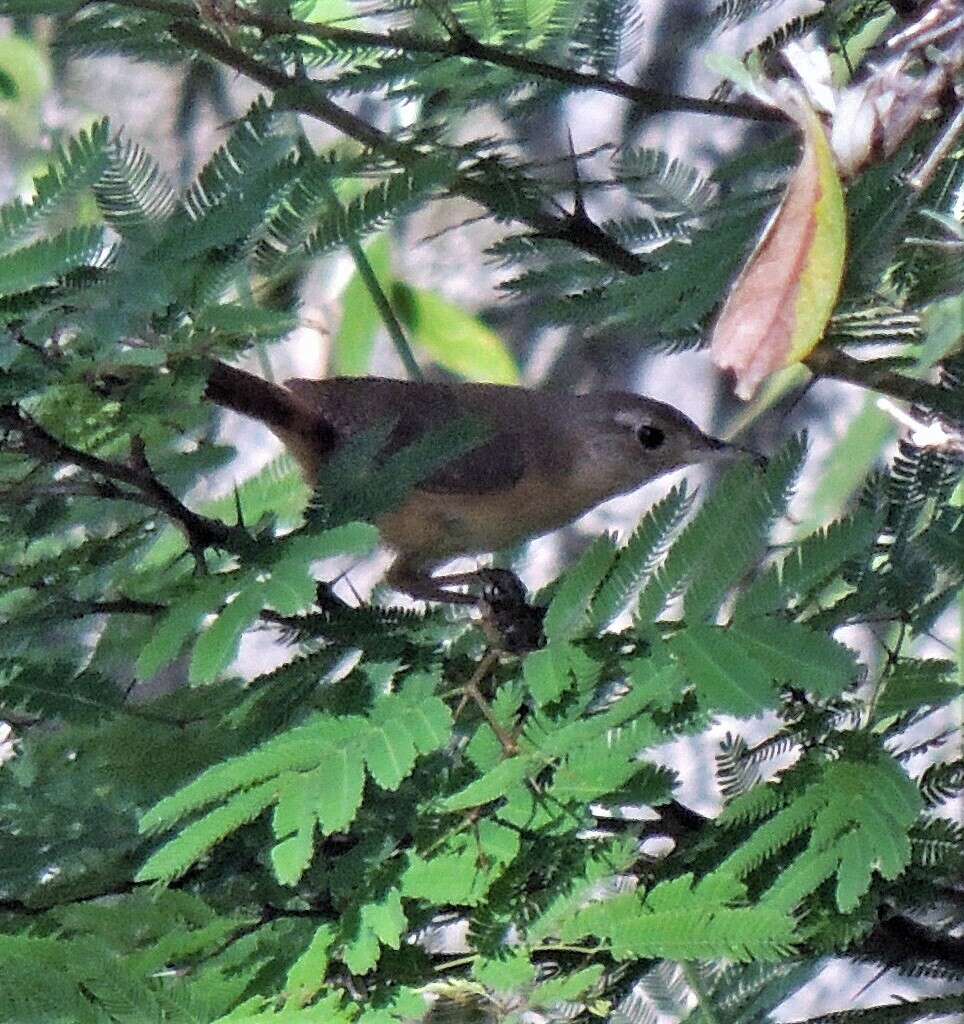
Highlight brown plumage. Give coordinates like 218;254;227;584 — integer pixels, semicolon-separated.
205;361;747;602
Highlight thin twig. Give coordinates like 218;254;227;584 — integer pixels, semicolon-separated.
317;175;423;380
463;650;517;756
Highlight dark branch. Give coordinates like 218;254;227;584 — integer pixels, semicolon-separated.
805;347;964;420
100;0;784;123
0;404;248;556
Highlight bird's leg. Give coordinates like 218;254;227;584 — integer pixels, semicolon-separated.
386;561;545;652
470;569;545;653
384;559;480;606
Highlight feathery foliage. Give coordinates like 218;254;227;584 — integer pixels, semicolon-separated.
0;1;961;1022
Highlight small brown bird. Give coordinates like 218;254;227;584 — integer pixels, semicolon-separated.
206;362;753;603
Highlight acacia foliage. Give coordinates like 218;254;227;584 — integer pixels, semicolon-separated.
0;1;962;1023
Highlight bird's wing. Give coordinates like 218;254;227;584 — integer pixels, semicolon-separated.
284;377;526;495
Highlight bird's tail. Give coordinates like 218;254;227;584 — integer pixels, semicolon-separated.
205;361;339;476
205;360;307;433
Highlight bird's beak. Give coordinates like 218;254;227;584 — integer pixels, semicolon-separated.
696;435;769;470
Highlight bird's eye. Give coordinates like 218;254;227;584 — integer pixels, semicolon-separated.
636;424;665;449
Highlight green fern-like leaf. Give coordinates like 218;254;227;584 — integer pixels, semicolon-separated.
910;817;964;869
139;715;348;833
543;533;618;642
558;875;797;961
296;155;457;262
0;225;106;295
93;135;177;243
54;9;186;62
0;120;111;254
709;617;858;701
590;483;692;630
284;924;336;1006
138;779;282;884
568;0;645;75
875;659;962;720
713;753;922;913
716;733;761;801
614;148;718;219
703;0;787;35
181;97;292;222
735;511;879;618
917;760;964;810
636;435;806;624
0;661;124;723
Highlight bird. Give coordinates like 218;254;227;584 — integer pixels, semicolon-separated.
205;361;757;604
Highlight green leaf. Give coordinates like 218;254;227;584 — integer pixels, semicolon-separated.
478;819;520;867
271;777;318;885
559;881;797;961
396;673;453;753
441;755;535;812
190;580;265;685
360;888;406;949
875;660;962;717
195;303;297;337
0;663;123;723
139;716;343;832
590;483;691;630
473;950;536;992
727;617;858;698
315;743;365;834
0;65;17;99
401;841;491;906
530;965;605;1008
835;826;875;912
261;557;317;616
0;225;104;294
342;924;381;975
668;624;778;716
392;283;520;384
735;511;879;617
136;780;279;883
333;233;392;375
637;437;805;624
136;576;233;680
280;522;380;564
0;120;110;252
714;753;923;913
522;644;563;707
543;534;619;642
285;924;335;1006
365;698;418;790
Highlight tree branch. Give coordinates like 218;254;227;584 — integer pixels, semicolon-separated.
0;404;249;556
100;0;784;123
168;20;650;274
110;5;962;413
804;347;964;419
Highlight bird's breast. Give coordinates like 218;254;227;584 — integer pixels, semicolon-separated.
377;471;611;563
